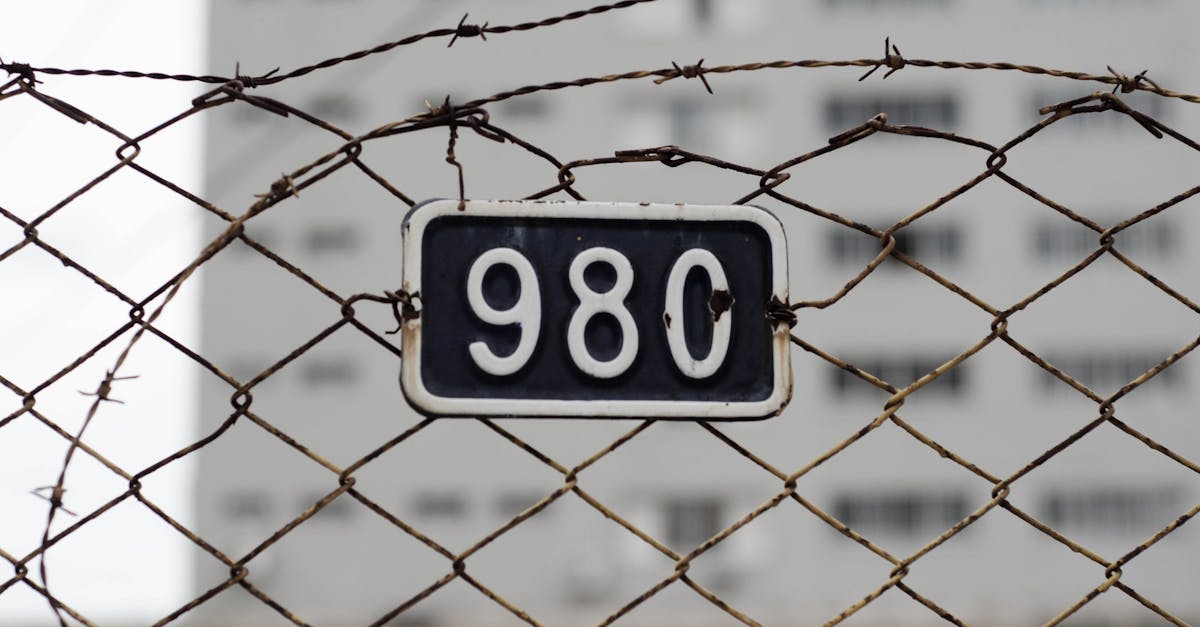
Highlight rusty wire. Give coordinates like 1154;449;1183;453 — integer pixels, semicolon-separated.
1;0;1199;624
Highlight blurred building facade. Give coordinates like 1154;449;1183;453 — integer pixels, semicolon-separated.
194;1;1200;625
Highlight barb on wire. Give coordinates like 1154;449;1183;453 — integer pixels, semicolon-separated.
78;371;139;405
859;36;906;81
0;57;39;85
448;13;488;47
654;59;713;94
1107;65;1158;94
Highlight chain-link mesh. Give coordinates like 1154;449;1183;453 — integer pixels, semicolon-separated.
2;1;1199;625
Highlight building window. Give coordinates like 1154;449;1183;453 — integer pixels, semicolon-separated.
824;93;959;132
667;98;712;150
825;0;949;6
496;492;546;519
617;0;765;37
662;497;724;549
308;94;360;123
832;491;968;536
1040;487;1179;533
832;356;967;397
303;492;353;520
225;491;272;519
226;357;271;383
1039;352;1181;392
829;224;961;267
300;358;357;386
414;493;467;520
1031;88;1167;128
498;95;549;120
304;224;358;255
1033;218;1173;261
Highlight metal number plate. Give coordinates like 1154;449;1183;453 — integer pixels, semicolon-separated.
399;199;791;419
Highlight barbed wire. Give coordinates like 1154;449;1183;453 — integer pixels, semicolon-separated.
1;0;1198;625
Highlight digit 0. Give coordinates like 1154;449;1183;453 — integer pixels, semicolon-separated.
664;249;732;378
465;248;541;376
567;247;639;378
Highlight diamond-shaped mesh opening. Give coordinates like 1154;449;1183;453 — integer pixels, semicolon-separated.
0;411;85;559
798;254;993;348
797;423;980;559
1116;507;1200;615
350;419;567;553
578;423;786;529
32;167;209;299
199;231;346;381
234;164;408;299
217;491;451;625
941;493;1108;624
1043;581;1171;627
905;344;1104;475
192;417;345;561
33;498;194;624
0;95;125;223
607;572;756;626
1101;192;1200;300
1003;106;1200;215
0;245;134;390
766;126;991;219
468;493;673;625
1013;422;1198;553
185;583;306;627
1007;257;1195;399
233;325;408;468
0;576;62;626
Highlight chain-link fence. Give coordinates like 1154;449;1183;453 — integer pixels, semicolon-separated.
2;1;1199;625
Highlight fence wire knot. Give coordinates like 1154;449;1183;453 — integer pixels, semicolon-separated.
766;296;798;329
449;13;489;47
860;37;906;81
1;59;38;85
655;59;713;94
255;173;300;201
1107;65;1158;94
385;289;421;334
232;63;280;90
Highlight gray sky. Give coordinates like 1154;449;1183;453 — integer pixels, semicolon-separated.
1;2;203;622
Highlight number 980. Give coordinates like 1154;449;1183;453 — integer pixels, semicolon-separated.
466;246;732;379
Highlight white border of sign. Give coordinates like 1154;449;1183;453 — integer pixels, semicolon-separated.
400;199;792;419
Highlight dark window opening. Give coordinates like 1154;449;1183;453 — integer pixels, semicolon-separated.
829;224;962;267
825;93;959;131
1032;219;1173;261
414;493;467;519
1040;352;1181;392
305;224;358;254
663;497;724;549
303;492;353;520
225;491;271;519
496;492;546;519
1040;487;1179;532
832;356;967;397
300;359;357;386
308;94;360;122
832;491;968;536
